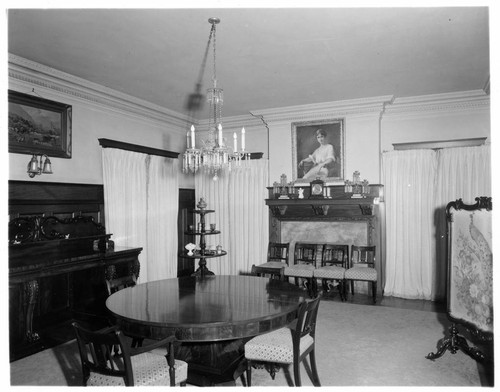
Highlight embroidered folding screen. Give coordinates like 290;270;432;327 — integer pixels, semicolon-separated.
447;197;493;334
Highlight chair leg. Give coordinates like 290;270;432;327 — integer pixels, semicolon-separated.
246;360;252;387
351;280;355;295
293;358;301;386
338;280;345;301
309;349;321;386
372;281;377;304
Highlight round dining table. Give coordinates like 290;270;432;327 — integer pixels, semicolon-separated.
106;274;307;385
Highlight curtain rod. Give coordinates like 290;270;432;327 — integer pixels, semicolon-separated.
98;138;179;158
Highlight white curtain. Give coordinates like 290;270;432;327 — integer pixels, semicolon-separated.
382;150;437;300
194;159;269;275
102;148;179;283
382;145;491;300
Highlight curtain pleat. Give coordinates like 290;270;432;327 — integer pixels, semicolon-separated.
382;145;491;300
102;148;179;284
382;150;437;300
146;155;179;281
194;160;269;275
102;149;149;280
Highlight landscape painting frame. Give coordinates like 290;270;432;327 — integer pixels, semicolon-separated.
8;90;72;158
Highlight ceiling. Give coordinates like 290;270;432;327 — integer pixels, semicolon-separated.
7;7;490;120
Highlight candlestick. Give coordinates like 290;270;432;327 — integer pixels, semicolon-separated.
233;132;237;152
241;127;245;151
190;125;195;149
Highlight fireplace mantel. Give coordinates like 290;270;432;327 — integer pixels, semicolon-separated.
265;184;383;220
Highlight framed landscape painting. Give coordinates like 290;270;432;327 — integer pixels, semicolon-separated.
292;118;345;184
8;90;72;158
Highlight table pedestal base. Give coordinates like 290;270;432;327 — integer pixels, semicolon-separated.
191;258;215;277
175;339;248;386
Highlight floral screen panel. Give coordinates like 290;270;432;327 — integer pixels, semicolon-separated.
449;208;493;333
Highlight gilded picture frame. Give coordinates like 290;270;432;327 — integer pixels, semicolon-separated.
292;118;345;184
8;90;72;158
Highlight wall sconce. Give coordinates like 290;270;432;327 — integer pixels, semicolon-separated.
27;154;53;178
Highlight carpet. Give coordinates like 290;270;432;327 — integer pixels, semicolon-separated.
9;301;489;387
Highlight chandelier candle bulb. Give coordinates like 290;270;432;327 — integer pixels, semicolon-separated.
186;131;190;149
241;127;245;151
233;132;237;152
218;124;223;147
190;125;195;149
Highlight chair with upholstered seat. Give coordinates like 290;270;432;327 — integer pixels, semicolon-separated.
244;295;321;387
282;242;319;297
72;322;188;386
251;242;290;279
344;245;377;303
313;244;348;300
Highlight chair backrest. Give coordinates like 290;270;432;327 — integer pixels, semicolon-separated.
268;242;290;265
293;296;321;349
72;322;134;386
294;242;318;266
321;244;349;268
350;245;376;268
105;263;139;296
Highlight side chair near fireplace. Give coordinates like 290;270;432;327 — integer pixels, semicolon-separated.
72;322;188;386
344;245;377;303
312;244;349;301
282;242;319;298
251;242;290;279
244;295;321;387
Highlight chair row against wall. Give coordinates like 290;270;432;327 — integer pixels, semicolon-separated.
252;242;378;303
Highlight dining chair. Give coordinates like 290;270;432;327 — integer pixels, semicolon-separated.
251;242;290;279
105;263;143;348
344;245;377;303
72;322;188;386
244;295;321;387
282;242;319;297
313;244;348;300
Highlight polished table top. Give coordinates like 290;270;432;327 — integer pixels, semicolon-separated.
106;275;307;342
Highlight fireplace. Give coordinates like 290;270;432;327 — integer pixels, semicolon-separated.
265;184;383;294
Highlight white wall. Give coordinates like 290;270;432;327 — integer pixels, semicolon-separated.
9;57;490;190
381;91;490;152
8;56;194;188
260;92;490;187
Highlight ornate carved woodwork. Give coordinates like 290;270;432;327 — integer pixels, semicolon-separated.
8;181;143;361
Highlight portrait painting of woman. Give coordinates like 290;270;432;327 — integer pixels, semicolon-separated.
292;119;344;183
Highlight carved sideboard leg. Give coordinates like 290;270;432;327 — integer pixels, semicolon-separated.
129;259;140;281
24;280;40;343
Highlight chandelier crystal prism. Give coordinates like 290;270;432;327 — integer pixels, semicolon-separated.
182;17;249;181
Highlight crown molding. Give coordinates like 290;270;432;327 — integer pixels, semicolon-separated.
248;95;395;123
384;90;490;118
8;54;190;132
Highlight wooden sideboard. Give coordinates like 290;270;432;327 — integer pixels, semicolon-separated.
8;181;143;361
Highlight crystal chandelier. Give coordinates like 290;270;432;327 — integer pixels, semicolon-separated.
182;17;249;181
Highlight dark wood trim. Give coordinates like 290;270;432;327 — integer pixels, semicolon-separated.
9;180;104;204
98;138;179;158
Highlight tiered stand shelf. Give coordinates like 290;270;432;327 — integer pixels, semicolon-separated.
181;199;225;277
